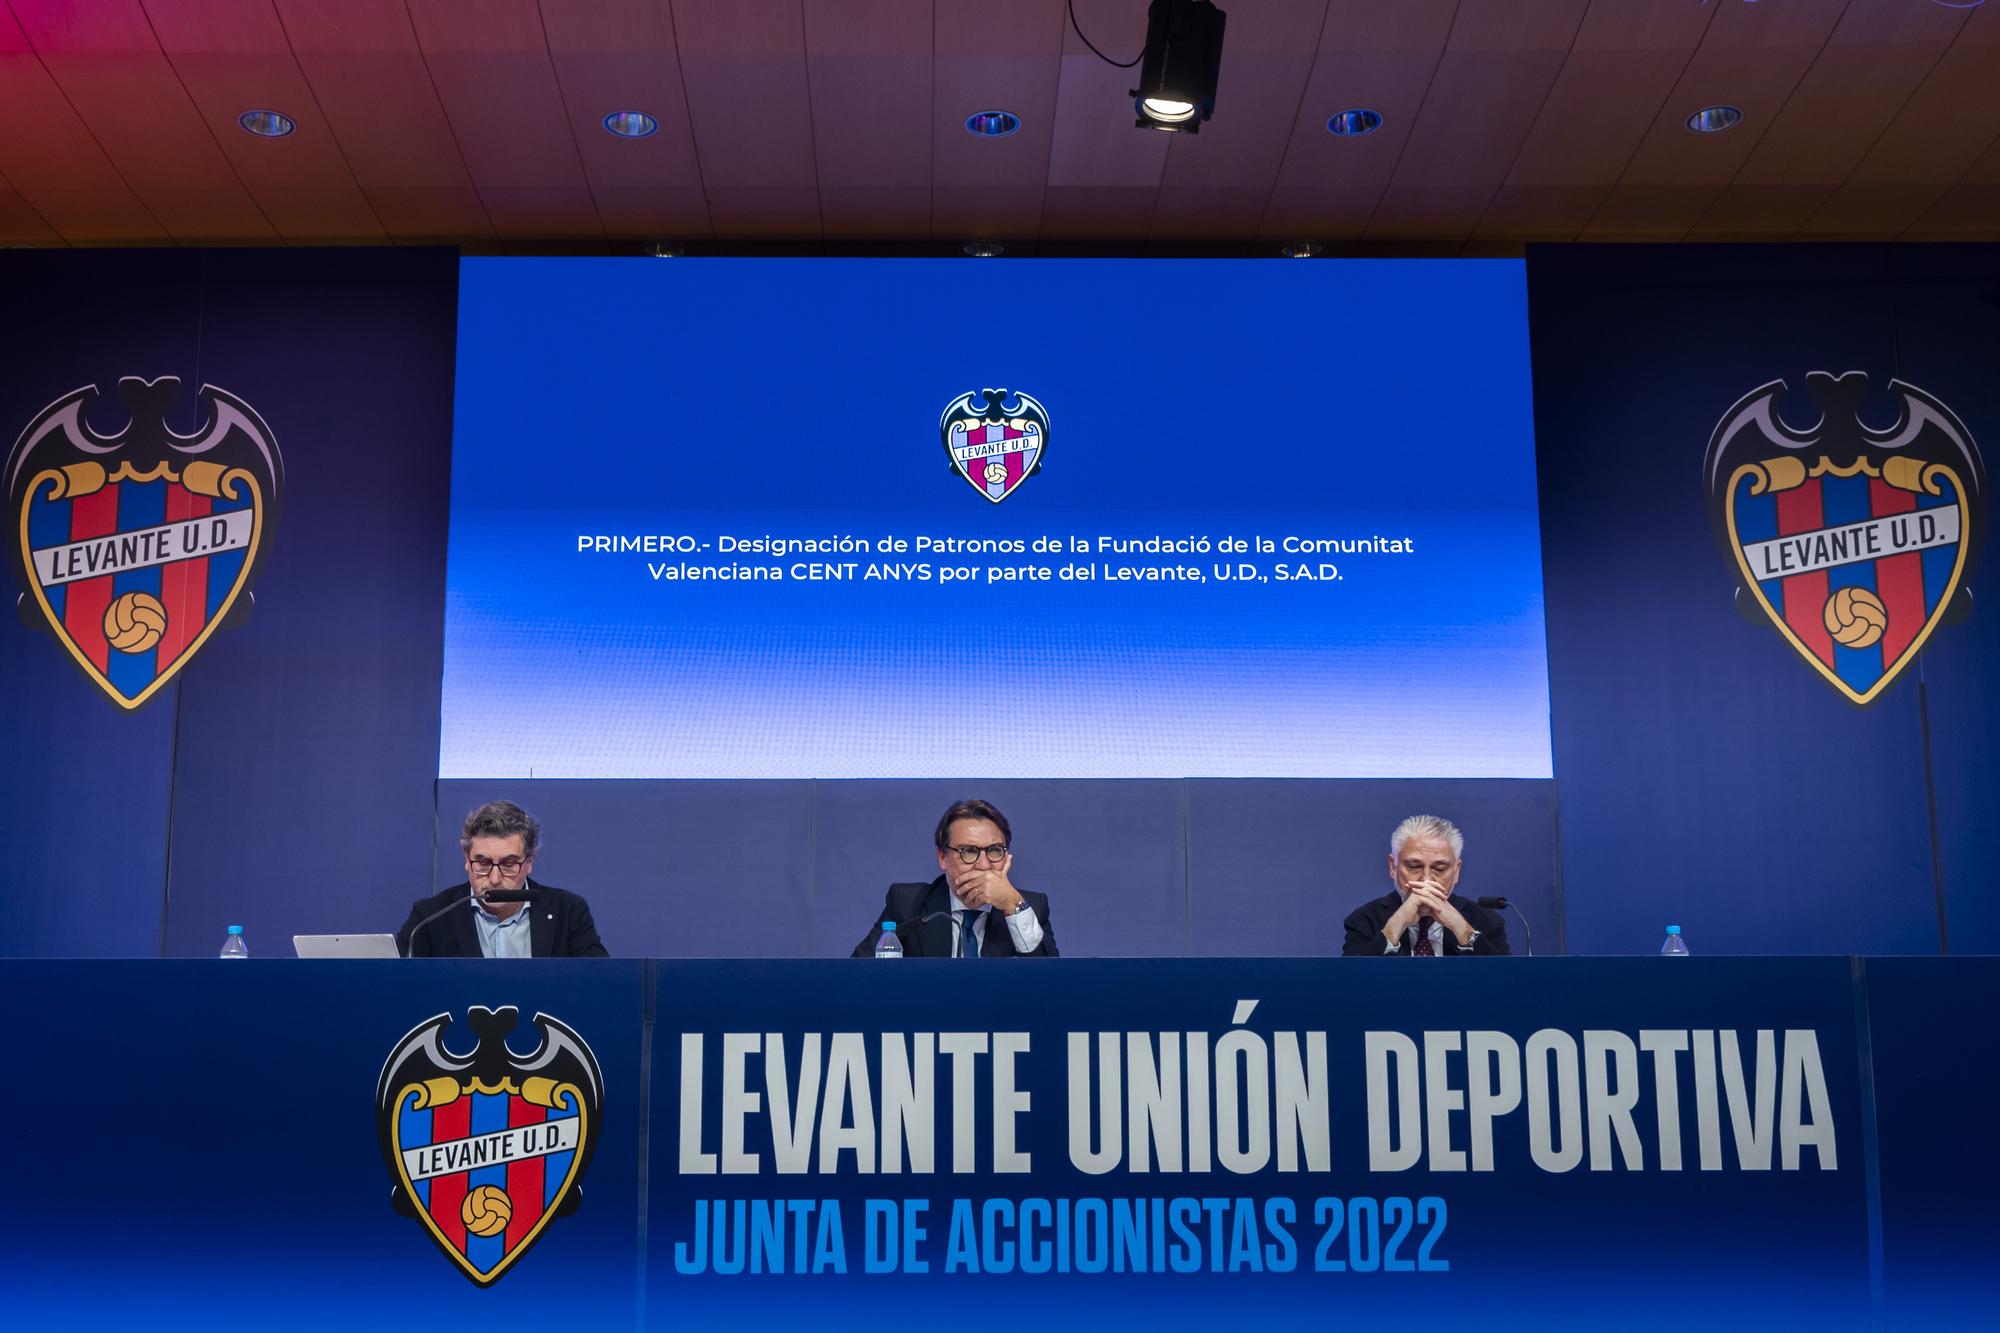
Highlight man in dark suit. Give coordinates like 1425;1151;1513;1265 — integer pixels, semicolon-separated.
852;799;1057;958
1342;813;1507;957
397;800;609;958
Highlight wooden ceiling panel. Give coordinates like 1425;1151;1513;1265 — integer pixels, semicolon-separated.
673;0;821;237
144;1;385;242
404;0;600;237
1371;0;1590;238
0;0;1988;250
0;174;62;244
1258;1;1456;240
540;0;712;240
1797;185;1949;241
11;0;275;241
1368;184;1509;241
1904;184;2000;240
1047;0;1168;230
933;185;1040;242
1730;0;1969;190
1601;0;1849;201
1582;183;1723;241
274;1;493;242
1799;7;2000;237
1473;185;1617;242
1487;0;1716;235
933;0;1063;240
1687;183;1839;240
1905;126;2000;239
1039;184;1161;239
0;8;164;243
804;0;931;239
1148;186;1274;242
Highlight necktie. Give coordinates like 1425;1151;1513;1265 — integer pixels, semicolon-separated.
957;910;981;959
1413;915;1435;957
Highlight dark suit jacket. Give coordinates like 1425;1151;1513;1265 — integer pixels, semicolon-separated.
851;875;1058;957
397;879;610;958
1341;889;1509;957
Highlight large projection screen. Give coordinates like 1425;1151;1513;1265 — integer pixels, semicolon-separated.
440;259;1550;779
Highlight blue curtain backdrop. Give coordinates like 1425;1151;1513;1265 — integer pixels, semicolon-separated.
1529;243;1999;956
0;248;460;957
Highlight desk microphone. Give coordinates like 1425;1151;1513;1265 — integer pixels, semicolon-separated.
1475;896;1533;957
480;888;537;904
400;888;539;957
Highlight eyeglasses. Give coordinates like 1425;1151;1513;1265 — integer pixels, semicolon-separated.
468;856;528;879
947;843;1009;865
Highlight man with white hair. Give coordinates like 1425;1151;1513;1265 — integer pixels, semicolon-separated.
1342;814;1509;957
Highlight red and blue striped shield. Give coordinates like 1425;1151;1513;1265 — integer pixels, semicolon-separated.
378;1008;603;1286
1706;372;1986;706
940;388;1048;503
6;378;282;709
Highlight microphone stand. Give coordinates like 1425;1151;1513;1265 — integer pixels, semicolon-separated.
1476;896;1533;957
400;888;538;957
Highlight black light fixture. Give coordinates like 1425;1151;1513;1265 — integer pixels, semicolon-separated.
1130;0;1226;133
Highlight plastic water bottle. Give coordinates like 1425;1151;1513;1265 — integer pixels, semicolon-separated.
874;922;903;959
220;925;249;959
1660;925;1689;957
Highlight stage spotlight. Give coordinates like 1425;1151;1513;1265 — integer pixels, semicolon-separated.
1123;0;1227;134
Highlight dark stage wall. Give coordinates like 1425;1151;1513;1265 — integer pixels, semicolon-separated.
1530;245;1999;957
3;246;1993;958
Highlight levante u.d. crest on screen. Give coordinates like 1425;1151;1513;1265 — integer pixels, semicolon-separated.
940;388;1048;503
5;377;283;709
1704;371;1986;706
377;1007;603;1286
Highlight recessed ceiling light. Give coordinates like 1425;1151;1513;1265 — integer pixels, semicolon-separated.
1327;109;1382;137
647;242;683;258
964;241;1005;258
1281;242;1320;259
603;111;659;138
237;109;295;138
964;110;1021;138
1685;105;1743;134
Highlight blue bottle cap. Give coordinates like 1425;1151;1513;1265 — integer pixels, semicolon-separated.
227;925;244;935
1666;925;1681;935
882;921;896;931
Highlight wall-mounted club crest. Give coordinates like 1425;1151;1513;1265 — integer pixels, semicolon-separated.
940;388;1048;503
5;377;283;709
1704;371;1985;705
377;1007;603;1286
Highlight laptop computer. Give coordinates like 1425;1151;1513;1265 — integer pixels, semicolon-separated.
292;933;401;959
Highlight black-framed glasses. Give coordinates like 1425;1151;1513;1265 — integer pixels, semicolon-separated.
468;856;528;878
948;843;1009;865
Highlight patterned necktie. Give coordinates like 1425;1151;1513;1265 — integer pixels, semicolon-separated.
1413;915;1435;957
957;910;981;959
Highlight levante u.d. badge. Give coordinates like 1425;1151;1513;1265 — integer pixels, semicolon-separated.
1704;370;1985;706
377;1007;603;1286
5;376;283;709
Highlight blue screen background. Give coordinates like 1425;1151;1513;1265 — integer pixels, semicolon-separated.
441;258;1550;779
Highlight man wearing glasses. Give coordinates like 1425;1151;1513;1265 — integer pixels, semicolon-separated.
851;799;1057;957
396;800;609;958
